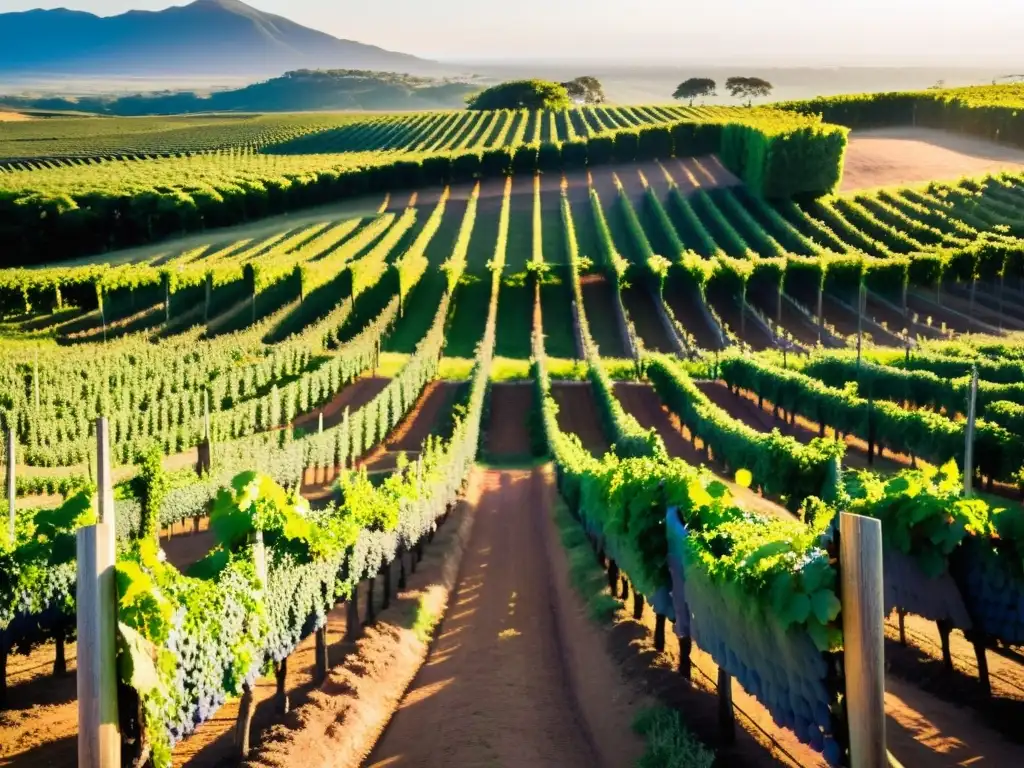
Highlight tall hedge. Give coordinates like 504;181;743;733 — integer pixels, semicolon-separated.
719;121;849;199
779;85;1024;149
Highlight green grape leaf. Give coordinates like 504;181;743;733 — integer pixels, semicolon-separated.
807;618;844;652
800;557;832;593
117;621;163;696
810;588;841;624
779;591;811;627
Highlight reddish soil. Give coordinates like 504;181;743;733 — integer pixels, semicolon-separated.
161;515;216;573
483;383;534;458
366;467;640;768
579;274;629;359
932;289;1024;332
0;644;78;766
907;292;983;335
551;382;611;456
882;611;1024;749
707;294;774;350
1;560;369;768
945;283;1024;327
660;156;741;196
840;127;1024;192
664;283;725;351
360;381;464;473
821;297;903;346
621;382;1024;760
292;377;391;433
621;285;677;353
606;563;1024;768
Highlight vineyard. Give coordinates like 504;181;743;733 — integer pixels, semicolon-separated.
3;88;1024;768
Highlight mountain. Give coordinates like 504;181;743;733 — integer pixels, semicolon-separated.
0;0;438;78
0;70;482;114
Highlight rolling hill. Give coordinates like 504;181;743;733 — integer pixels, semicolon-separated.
0;0;437;77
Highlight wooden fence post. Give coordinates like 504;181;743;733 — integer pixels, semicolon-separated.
717;667;735;744
964;367;979;498
77;418;120;767
840;512;886;768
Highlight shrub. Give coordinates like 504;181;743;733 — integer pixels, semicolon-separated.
466;80;571;111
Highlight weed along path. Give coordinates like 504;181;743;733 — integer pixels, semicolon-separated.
365;467;640;768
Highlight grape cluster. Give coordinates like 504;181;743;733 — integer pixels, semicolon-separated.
883;548;972;627
666;508;844;766
960;537;1024;644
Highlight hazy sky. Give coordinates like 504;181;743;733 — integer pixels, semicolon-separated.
5;0;1022;65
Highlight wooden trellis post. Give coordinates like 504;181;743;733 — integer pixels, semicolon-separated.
76;418;120;767
963;367;979;498
840;512;886;768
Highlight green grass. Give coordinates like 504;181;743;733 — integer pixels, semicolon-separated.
464;205;501;274
376;352;412;377
541;193;569;265
411;596;443;643
495;281;532;359
632;708;716;768
573;195;605;272
439;357;475;380
386;271;447;353
552;493;622;623
541;271;580;359
505;205;533;272
444;275;490;357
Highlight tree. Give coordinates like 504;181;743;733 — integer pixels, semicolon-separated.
725;77;774;107
466;80;572;110
673;78;717;106
561;76;606;104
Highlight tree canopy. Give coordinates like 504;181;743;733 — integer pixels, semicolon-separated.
725;77;774;106
466;80;572;110
673;78;717;106
561;76;606;104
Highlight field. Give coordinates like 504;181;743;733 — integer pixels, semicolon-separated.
841;126;1024;190
3;91;1024;768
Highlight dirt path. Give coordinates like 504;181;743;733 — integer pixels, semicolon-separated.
161;516;216;573
621;285;676;353
0;645;78;766
883;611;1024;748
580;275;629;359
292;376;391;433
840;127;1024;192
365;467;638;768
660;156;741;196
707;293;774;350
360;381;464;473
551;381;610;456
483;383;534;458
664;281;724;352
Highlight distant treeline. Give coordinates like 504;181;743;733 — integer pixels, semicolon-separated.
0;69;482;115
